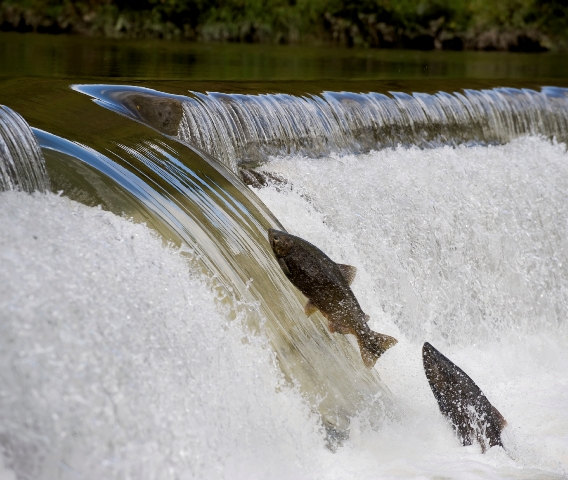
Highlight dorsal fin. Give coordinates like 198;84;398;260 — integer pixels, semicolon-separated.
337;264;357;285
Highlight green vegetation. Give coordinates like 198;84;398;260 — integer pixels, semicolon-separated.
1;0;568;51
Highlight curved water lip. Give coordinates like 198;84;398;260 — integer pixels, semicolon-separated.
0;105;49;193
74;83;568;179
34;97;394;439
68;81;568;439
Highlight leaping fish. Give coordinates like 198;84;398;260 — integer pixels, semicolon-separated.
422;342;507;453
268;228;398;368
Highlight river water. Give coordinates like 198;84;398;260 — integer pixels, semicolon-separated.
0;33;567;479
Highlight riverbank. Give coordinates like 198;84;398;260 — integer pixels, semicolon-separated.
1;0;567;52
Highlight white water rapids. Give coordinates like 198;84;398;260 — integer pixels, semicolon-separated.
256;135;568;478
1;136;567;478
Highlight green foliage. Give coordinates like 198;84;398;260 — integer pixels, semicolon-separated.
1;0;568;49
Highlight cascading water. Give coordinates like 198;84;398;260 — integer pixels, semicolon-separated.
176;87;568;171
251;136;568;477
256;138;568;343
0;105;49;193
1;77;567;479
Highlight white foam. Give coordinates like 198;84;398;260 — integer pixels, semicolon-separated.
0;191;326;480
0;448;16;480
256;136;568;478
2;135;568;479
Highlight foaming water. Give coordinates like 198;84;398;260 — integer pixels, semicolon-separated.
0;191;328;480
0;191;568;480
178;88;568;171
4;166;565;480
253;136;568;477
4;83;568;478
258;136;568;342
0;105;49;193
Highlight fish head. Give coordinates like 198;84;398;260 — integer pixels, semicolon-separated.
422;342;506;450
422;342;459;393
268;229;295;258
423;342;471;434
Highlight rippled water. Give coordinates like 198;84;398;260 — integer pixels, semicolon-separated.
4;32;568;81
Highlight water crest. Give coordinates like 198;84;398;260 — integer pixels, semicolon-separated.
0;105;49;193
178;87;568;171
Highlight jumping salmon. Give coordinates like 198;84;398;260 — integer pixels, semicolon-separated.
268;228;398;368
422;342;507;452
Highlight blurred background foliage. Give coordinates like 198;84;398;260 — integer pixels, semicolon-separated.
1;0;567;51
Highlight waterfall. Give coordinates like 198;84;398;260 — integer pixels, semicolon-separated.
2;79;567;478
75;84;568;175
32;117;393;443
0;105;49;193
177;87;568;171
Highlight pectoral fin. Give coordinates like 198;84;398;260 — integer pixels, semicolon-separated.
337;264;357;285
305;299;318;317
277;258;291;276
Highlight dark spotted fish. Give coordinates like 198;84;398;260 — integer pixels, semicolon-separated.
268;228;397;368
422;342;507;453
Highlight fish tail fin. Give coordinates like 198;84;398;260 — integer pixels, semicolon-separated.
357;331;398;368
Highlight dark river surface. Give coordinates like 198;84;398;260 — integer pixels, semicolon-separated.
3;31;568;88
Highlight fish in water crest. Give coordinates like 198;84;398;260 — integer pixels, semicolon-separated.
268;228;398;368
422;342;507;453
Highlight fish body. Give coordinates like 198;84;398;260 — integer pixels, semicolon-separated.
120;92;183;136
268;228;397;368
422;342;507;452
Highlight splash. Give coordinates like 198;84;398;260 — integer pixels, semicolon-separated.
22;83;568;478
252;136;568;477
0;191;327;480
5;190;564;479
256;136;568;343
36;125;393;439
